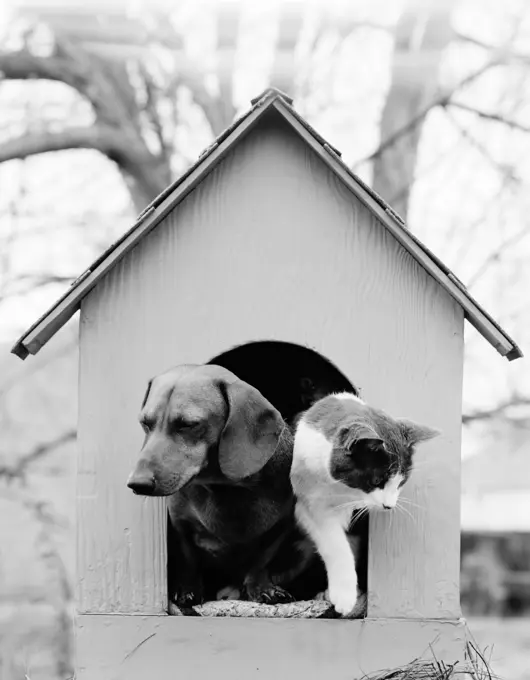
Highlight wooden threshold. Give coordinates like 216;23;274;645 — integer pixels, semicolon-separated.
76;613;469;680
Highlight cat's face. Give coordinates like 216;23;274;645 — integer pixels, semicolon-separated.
330;437;408;509
326;398;438;510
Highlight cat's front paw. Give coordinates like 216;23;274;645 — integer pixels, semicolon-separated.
328;580;359;616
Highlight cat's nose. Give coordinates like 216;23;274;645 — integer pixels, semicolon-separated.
382;504;393;510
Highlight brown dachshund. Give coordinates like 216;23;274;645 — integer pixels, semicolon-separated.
127;364;320;607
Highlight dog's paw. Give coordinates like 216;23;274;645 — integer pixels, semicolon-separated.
216;585;241;601
172;584;204;608
328;580;359;616
244;584;295;605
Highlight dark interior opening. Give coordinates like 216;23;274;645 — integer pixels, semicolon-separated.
208;340;360;427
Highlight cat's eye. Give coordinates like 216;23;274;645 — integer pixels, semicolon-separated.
373;476;383;486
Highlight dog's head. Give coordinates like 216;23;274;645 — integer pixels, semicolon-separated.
127;364;285;496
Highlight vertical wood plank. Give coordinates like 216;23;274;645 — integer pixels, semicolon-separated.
77;116;463;617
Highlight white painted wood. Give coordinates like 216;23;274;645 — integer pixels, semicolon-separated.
75;614;468;680
77;302;168;614
77;117;464;617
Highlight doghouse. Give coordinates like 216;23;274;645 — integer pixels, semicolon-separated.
12;88;522;679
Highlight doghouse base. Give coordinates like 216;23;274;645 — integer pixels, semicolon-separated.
75;614;469;679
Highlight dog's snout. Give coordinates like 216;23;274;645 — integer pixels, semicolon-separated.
127;472;156;495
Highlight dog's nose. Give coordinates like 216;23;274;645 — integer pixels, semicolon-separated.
127;473;156;495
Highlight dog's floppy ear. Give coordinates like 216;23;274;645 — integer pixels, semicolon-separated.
218;379;285;480
140;379;152;409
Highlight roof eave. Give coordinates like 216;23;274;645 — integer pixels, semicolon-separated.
10;89;523;363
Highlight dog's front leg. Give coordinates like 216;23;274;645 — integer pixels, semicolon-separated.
242;529;295;605
168;520;205;608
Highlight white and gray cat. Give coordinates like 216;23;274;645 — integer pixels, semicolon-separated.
290;392;439;615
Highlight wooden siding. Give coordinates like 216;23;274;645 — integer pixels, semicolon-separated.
75;614;468;680
77;116;464;617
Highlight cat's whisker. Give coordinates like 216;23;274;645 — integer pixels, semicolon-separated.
397;502;416;524
411;462;430;471
398;497;423;510
335;499;368;511
395;505;407;526
349;507;370;529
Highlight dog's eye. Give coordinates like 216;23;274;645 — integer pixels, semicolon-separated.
140;418;154;432
168;418;191;432
169;418;203;435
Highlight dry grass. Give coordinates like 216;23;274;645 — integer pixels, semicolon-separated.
359;638;502;680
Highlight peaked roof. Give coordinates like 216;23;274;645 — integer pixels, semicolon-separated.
11;88;522;361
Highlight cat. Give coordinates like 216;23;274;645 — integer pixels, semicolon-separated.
290;392;439;616
287;376;361;430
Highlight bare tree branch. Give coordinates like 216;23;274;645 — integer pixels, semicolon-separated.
455;32;530;64
0;124;168;211
0;48;90;90
141;67;170;165
0;430;76;481
177;69;232;136
467;225;530;289
445;108;521;183
463;396;530;424
0;46;170;210
448;101;530;133
353;59;499;172
0;274;76;303
0;338;77;399
370;0;457;218
0;125;139;163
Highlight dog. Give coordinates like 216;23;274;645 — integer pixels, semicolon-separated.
127;364;321;607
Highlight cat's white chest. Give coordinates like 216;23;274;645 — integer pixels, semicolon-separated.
328;486;366;529
291;420;365;529
329;504;355;530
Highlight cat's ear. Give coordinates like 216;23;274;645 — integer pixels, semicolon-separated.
398;419;440;446
338;423;384;452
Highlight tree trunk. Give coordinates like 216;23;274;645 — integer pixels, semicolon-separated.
118;157;171;214
372;0;457;220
